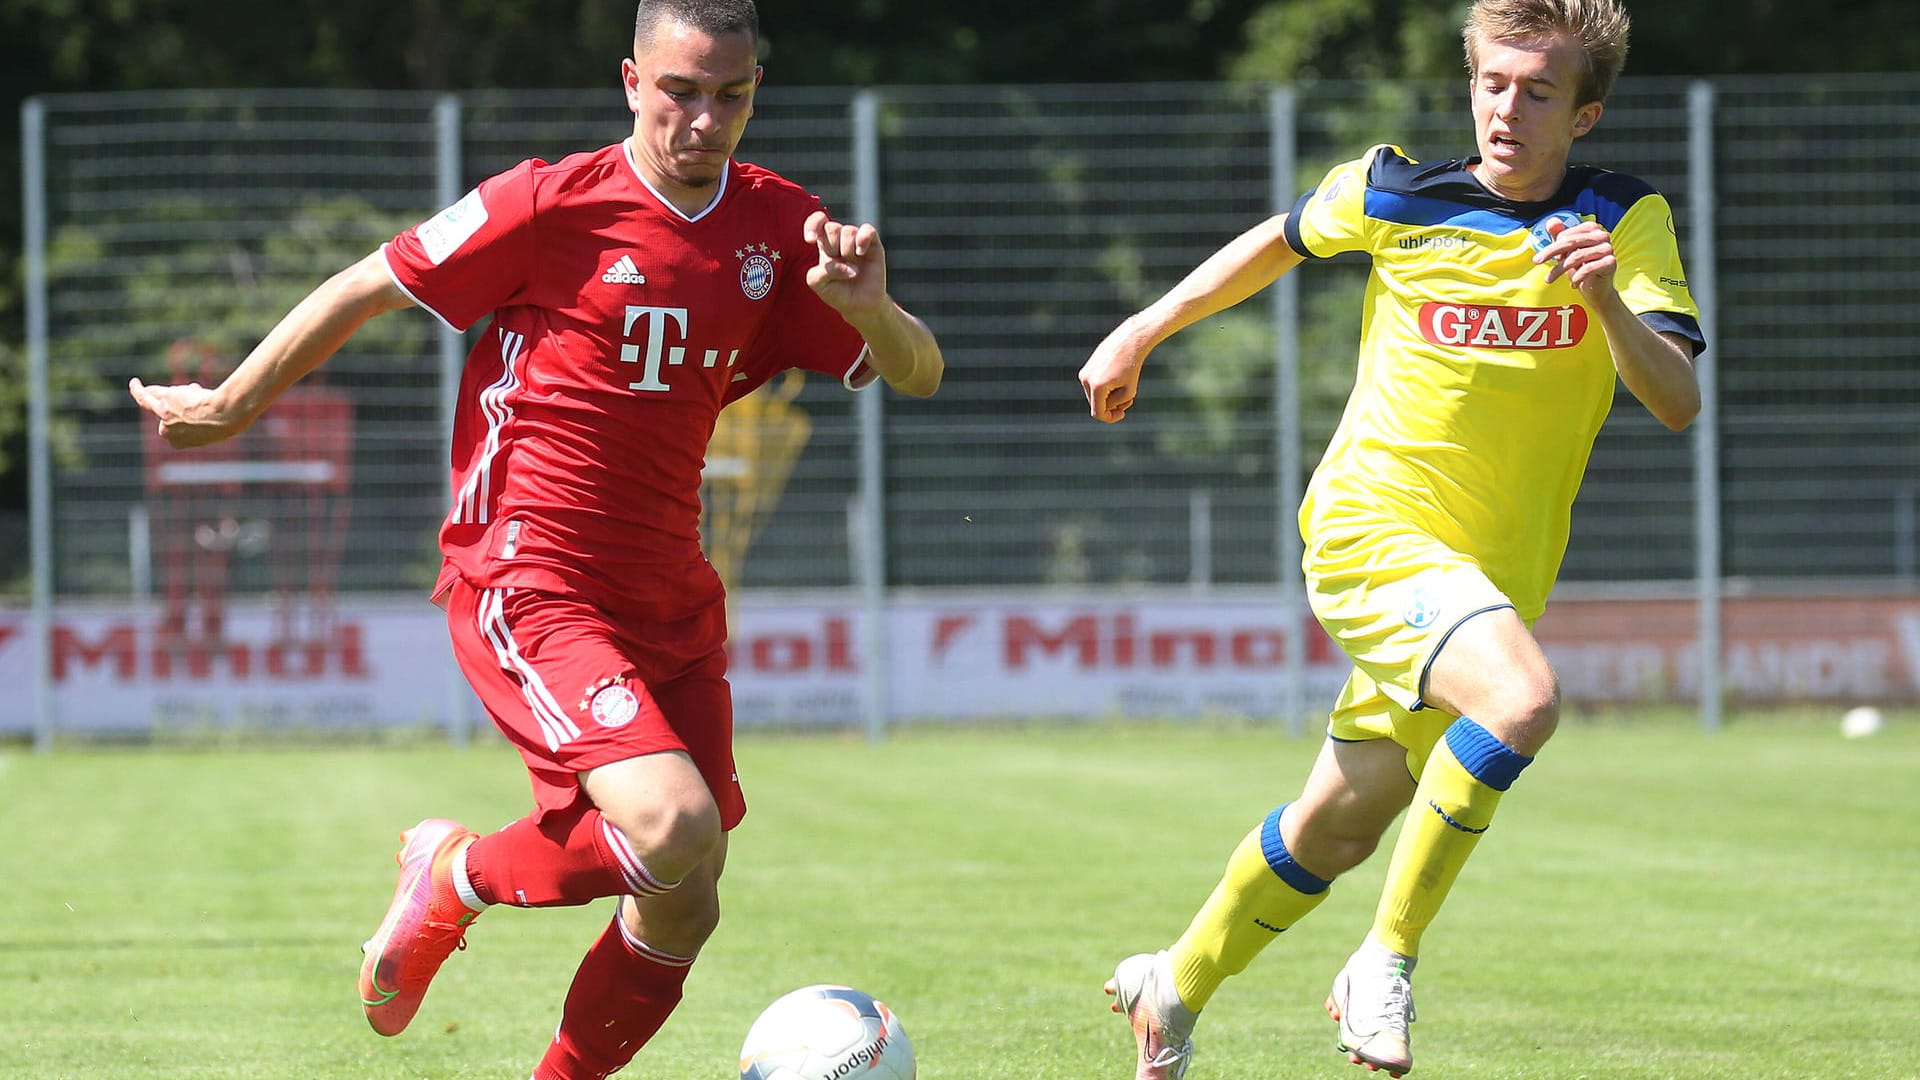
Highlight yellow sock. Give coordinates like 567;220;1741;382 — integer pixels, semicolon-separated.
1167;805;1331;1010
1373;717;1532;957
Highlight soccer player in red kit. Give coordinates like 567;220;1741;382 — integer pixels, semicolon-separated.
128;2;943;1076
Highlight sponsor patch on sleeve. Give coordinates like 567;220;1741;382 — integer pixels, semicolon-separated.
416;188;489;266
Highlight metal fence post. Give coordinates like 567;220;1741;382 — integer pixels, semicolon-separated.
1189;488;1212;589
852;89;890;742
1269;86;1306;737
433;93;473;747
23;97;53;753
1688;80;1723;732
1897;487;1916;583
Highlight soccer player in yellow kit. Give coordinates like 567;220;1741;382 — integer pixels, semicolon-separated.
1078;1;1703;1076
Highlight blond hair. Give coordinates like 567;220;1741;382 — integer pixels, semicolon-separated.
1463;0;1631;105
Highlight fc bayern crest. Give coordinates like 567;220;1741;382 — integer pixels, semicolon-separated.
590;683;640;728
740;251;775;300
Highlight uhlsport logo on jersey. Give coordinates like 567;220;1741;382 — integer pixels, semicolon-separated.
1398;234;1477;251
736;242;777;300
601;254;646;284
583;675;640;728
1403;585;1442;629
1418;302;1588;350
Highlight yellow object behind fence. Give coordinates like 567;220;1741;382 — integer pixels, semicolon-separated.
703;370;812;630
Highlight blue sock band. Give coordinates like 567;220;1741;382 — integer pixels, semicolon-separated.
1259;804;1331;895
1443;717;1533;792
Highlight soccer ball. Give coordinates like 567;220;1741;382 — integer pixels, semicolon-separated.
1840;705;1884;739
738;984;916;1080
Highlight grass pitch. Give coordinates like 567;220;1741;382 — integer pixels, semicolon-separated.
2;716;1916;1079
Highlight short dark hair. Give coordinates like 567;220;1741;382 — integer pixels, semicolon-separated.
635;0;759;52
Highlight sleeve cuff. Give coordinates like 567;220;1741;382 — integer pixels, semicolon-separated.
1637;310;1706;358
843;345;879;390
381;242;468;333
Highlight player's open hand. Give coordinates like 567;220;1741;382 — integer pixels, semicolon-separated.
1079;319;1152;423
129;377;244;449
1533;219;1618;299
804;210;887;319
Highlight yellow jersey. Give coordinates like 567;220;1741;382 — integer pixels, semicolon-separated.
1284;145;1703;619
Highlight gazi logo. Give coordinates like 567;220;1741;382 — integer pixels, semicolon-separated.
1417;302;1588;350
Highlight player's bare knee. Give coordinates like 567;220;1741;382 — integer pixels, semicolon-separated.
673;888;722;945
1303;832;1380;877
607;796;722;881
646;890;723;946
1482;673;1560;755
622;886;722;955
1285;808;1386;877
652;798;723;876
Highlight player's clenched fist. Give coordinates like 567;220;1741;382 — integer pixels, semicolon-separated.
804;209;887;318
1079;319;1150;423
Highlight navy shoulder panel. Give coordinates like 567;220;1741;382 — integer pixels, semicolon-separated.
1366;146;1485;202
1570;169;1661;231
1362;148;1660;234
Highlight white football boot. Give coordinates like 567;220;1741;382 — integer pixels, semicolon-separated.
1105;950;1198;1080
1325;943;1417;1076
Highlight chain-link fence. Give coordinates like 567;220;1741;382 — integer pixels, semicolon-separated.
15;75;1920;735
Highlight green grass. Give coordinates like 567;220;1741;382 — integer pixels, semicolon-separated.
3;717;1918;1079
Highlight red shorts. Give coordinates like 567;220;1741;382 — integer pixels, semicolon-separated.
443;578;745;830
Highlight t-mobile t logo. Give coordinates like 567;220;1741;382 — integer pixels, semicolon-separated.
619;305;739;392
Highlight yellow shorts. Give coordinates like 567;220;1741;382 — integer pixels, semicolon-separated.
1305;527;1518;778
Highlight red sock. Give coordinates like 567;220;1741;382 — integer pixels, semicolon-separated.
531;908;694;1080
463;805;678;908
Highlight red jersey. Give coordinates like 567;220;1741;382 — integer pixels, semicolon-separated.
383;141;872;618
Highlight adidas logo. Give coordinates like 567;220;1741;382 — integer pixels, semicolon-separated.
601;254;646;284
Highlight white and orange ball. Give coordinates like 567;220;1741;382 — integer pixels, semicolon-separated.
739;984;916;1080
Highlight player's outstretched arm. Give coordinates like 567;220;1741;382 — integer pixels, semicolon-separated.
803;210;943;398
1079;213;1303;423
129;250;413;448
